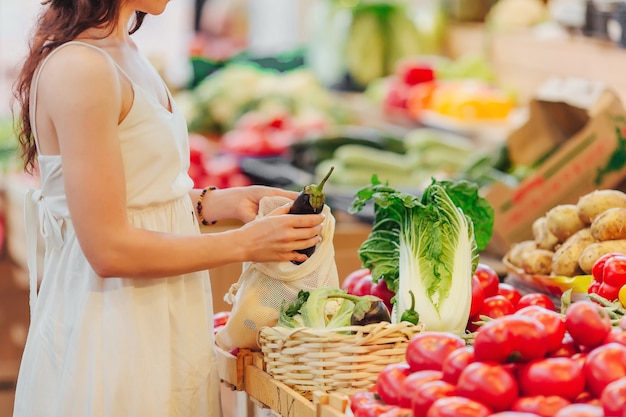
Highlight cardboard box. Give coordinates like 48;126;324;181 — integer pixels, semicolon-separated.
486;78;626;256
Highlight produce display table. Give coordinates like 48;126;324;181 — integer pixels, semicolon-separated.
217;348;351;417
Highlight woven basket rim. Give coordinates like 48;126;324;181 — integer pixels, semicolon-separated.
257;321;424;347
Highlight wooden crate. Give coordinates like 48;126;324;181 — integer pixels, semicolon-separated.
216;348;253;391
316;393;350;417
244;352;317;417
243;352;355;417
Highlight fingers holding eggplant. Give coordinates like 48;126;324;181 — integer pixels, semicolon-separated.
288;166;334;264
236;212;325;264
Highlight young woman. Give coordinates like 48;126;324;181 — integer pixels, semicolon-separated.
11;0;324;415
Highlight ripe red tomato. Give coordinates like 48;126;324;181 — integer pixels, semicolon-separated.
378;407;413;417
565;300;612;348
479;295;515;320
498;282;522;307
511;395;571;416
441;346;475;384
584;342;626;398
604;327;626;346
349;391;384;413
376;362;411;406
515;305;566;353
425;396;492;417
342;268;371;293
353;404;395;417
370;279;395;312
405;332;466;372
470;275;485;317
411;380;455;417
517;357;585;401
490;413;543;417
455;361;519;412
516;293;556;311
472;317;513;363
397;370;443;409
553;403;604;417
600;376;626;417
548;332;580;358
473;315;548;363
474;263;500;298
351;273;375;297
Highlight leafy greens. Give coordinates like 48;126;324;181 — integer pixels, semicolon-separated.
349;176;494;335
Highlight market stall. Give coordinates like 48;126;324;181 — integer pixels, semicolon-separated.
3;0;626;416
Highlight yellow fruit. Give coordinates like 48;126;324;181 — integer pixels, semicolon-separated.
619;284;626;308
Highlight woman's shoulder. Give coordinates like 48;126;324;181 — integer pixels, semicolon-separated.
36;42;124;110
40;42;120;87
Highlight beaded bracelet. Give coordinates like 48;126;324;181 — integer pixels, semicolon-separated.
196;186;217;226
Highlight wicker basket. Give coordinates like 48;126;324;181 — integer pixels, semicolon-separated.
257;321;424;399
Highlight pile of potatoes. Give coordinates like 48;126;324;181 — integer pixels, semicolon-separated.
506;189;626;277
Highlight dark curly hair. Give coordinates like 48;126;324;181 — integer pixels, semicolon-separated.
12;0;147;173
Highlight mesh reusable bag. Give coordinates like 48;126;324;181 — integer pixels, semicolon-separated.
215;196;339;351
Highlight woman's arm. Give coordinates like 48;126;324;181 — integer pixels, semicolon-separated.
191;185;300;225
38;46;323;279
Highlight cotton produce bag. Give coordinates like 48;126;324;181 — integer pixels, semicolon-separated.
215;196;339;351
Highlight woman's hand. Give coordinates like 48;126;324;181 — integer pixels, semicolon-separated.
235;205;325;264
205;185;299;223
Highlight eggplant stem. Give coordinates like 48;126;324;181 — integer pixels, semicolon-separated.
317;166;335;192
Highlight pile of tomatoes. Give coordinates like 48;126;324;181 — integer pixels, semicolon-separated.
349;297;626;417
467;263;558;331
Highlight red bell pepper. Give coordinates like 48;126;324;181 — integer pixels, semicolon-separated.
591;252;626;288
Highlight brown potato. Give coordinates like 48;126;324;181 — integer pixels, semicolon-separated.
577;189;626;224
590;207;626;241
521;249;555;275
532;216;559;250
578;239;626;274
506;240;537;268
546;204;585;243
552;228;594;277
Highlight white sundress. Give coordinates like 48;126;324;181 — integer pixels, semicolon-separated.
13;41;221;417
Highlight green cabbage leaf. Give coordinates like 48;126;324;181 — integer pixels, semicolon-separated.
349;177;494;335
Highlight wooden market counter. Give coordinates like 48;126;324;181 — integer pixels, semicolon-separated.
218;348;350;417
445;23;626;105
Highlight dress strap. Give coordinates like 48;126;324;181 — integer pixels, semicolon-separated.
31;41;133;149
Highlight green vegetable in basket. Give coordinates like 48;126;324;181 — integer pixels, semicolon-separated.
278;287;391;329
349;176;494;335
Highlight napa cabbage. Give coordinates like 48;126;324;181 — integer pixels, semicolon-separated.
349;177;494;335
